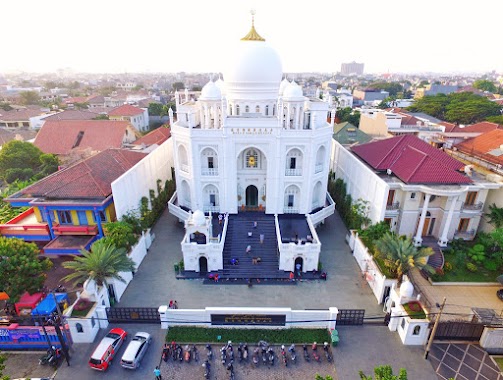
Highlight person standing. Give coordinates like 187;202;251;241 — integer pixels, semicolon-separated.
174;300;178;309
154;366;162;379
218;214;223;225
289;271;294;282
259;233;264;244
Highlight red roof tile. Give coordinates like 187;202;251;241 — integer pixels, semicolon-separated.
132;126;171;146
449;121;501;133
352;135;471;184
34;120;133;155
108;104;144;116
439;121;457;132
455;129;503;166
17;149;147;199
0;108;45;121
42;110;97;121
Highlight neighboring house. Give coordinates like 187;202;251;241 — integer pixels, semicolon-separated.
0;148;147;254
331;134;502;246
130;126;171;153
30;109;98;130
34;120;139;163
353;88;389;105
108;104;149;132
332;122;372;147
448;130;503;232
0;128;37;148
414;84;458;99
86;95;105;108
431;121;502;149
0;107;47;128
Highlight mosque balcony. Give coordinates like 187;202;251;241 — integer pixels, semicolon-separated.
180;164;189;173
201;168;219;176
285;168;302;176
315;164;323;173
283;207;299;214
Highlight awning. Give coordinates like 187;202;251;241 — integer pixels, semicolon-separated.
0;292;10;301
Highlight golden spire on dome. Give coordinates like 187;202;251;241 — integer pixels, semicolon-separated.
241;9;265;41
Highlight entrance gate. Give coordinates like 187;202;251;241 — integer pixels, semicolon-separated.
337;309;365;325
106;307;160;324
434;321;485;341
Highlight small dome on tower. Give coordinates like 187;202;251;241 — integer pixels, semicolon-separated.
399;280;414;298
200;80;222;100
192;210;206;226
279;78;290;96
282;81;304;99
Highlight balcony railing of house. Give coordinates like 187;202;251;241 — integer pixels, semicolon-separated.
52;224;98;235
180;164;189;173
0;208;50;239
315;164;323;173
201;168;218;176
386;202;400;211
285;169;302;176
454;229;476;239
461;202;483;211
283;207;299;214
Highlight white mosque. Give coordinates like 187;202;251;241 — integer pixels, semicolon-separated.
168;14;335;276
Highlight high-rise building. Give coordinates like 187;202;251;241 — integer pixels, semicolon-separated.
340;61;364;76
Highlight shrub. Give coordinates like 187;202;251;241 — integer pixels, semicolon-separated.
483;260;499;271
466;262;478;272
103;221;138;251
443;262;453;273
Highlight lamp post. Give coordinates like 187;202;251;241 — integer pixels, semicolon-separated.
424;297;446;359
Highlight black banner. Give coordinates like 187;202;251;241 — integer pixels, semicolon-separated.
211;314;286;326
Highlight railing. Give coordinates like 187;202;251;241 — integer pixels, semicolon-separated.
0;208;51;239
386;202;400;211
285;169;302;176
201;168;219;176
52;224;98;235
180;164;189;173
203;205;220;213
315;164;323;173
283;207;299;214
310;192;335;225
461;202;483;211
167;191;191;222
454;229;476;239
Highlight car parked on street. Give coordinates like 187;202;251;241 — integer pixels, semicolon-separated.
120;331;152;369
88;328;127;371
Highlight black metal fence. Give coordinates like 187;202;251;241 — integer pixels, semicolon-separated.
106;307;160;324
337;309;365;325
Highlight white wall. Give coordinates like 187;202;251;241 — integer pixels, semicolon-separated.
112;138;174;219
331;140;388;224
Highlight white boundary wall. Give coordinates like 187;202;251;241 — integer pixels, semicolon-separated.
158;306;339;330
348;230;397;304
112;138;174;219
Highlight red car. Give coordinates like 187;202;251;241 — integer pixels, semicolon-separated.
89;328;127;371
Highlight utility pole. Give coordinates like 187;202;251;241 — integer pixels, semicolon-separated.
50;290;71;366
424;297;446;359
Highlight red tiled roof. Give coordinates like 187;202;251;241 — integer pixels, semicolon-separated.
64;97;87;104
34;120;133;155
42;110;97;121
439;121;457;132
352;135;471;184
17;148;147;199
449;121;501;133
0;108;44;121
132;126;171;146
108;104;144;116
455;129;503;166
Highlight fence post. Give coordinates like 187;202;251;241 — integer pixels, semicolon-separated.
328;307;338;330
159;305;169;329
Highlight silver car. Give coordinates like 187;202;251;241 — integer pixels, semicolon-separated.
120;332;151;369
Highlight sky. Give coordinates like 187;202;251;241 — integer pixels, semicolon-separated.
2;0;503;75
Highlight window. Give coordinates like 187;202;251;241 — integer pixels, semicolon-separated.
273;104;276;116
387;190;395;206
94;211;107;223
76;323;84;333
411;192;416;199
465;191;477;206
91;316;96;328
77;211;88;225
265;105;269;116
288;195;294;207
384;218;392;227
208;157;214;169
236;105;240;116
290;157;296;169
210;194;216;207
400;319;406;330
255;105;260;113
245;105;249;113
57;210;72;225
245;150;258;168
413;325;421;335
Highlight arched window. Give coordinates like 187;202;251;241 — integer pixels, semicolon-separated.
273;104;276;116
229;105;233;116
413;325;421;335
76;323;84;333
236;105;240;116
245;149;258;168
255;105;260;113
265;105;269;116
245;105;250;113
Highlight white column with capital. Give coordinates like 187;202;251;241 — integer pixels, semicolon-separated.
438;195;458;247
414;193;431;247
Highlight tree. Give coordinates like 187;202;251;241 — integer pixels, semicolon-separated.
148;103;164;116
375;233;434;286
359;365;407;380
18;91;40;105
0;102;12;111
93;114;109;120
473;79;497;93
368;82;403;97
0;354;9;380
315;375;333;380
486;203;503;229
336;107;361;126
172;82;185;91
0;237;52;303
486;115;503;125
62;239;135;287
102;221;138;251
0;141;59;183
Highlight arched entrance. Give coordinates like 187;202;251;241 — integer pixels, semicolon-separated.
294;257;303;275
199;256;208;273
246;185;258;207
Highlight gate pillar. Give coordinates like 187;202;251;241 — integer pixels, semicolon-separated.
159;305;169;329
328;307;338;330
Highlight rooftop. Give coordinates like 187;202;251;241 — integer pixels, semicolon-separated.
108;104;144;116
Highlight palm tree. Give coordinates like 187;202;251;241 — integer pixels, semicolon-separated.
486;203;503;229
62;239;135;289
375;233;434;286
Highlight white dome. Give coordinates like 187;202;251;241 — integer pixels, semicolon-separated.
200;80;221;100
283;81;304;99
399;280;414;298
192;210;206;226
279;78;290;96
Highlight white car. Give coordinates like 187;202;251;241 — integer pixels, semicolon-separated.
120;332;151;369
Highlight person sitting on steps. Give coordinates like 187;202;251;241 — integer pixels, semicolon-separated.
246;245;251;254
252;257;262;265
230;258;239;265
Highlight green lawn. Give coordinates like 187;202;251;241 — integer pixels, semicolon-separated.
494;357;503;372
402;302;426;319
431;253;500;282
166;326;331;344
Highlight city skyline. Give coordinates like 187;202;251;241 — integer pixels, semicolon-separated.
3;0;503;75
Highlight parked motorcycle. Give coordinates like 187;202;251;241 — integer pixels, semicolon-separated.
206;344;213;361
39;347;56;365
227;362;235;380
193;345;199;362
323;342;332;362
242;343;249;361
288;344;297;364
221;345;227;366
237;343;243;363
312;342;321;362
303;344;310;362
202;359;211;379
267;346;275;366
281;344;288;366
252;347;260;366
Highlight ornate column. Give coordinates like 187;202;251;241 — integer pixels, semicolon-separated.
438;195;458;247
414;193;431;247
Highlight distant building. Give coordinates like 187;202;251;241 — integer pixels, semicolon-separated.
414;84;458;99
340;61;364;76
353;88;389;104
